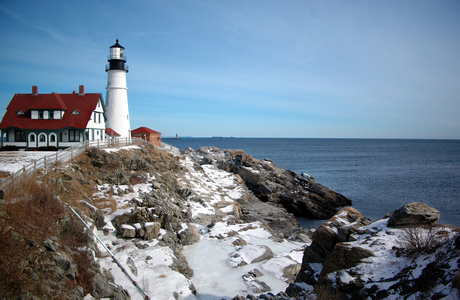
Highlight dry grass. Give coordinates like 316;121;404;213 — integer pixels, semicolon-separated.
302;284;344;300
396;223;448;255
0;174;93;298
93;196;118;214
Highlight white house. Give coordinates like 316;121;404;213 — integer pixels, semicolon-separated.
0;85;107;149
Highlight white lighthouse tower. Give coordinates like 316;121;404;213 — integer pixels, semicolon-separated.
105;39;131;138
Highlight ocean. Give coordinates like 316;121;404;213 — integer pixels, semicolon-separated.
163;138;460;227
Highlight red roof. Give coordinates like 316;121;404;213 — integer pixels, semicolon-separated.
105;128;120;136
131;126;161;134
0;91;103;130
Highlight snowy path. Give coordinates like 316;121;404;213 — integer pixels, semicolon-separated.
92;154;309;300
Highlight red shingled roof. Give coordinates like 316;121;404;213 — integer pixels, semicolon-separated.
131;126;161;134
105;128;121;136
0;92;103;130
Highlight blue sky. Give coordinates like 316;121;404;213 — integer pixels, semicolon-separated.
1;1;459;138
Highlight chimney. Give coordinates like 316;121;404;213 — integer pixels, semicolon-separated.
32;86;38;95
78;85;84;95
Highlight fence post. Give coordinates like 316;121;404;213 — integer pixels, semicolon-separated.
44;156;47;169
71;147;73;160
23;165;26;174
34;160;36;171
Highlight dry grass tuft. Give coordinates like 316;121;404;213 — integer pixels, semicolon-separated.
396;223;448;255
304;284;344;300
93;196;118;214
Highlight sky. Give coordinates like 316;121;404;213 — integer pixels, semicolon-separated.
0;0;459;139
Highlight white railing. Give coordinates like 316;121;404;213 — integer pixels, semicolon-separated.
0;137;145;188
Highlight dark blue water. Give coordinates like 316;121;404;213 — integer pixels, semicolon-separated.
164;138;460;227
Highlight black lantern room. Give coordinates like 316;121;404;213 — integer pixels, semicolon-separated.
106;39;128;72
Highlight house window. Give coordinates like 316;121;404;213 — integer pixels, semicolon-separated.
38;111;43;119
15;130;26;142
29;134;35;142
39;134;46;142
69;130;80;142
50;134;56;142
49;111;54;119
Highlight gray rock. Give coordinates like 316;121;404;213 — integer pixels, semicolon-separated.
44;238;57;252
178;225;200;245
126;257;137;276
144;222;160;240
251;245;275;264
387;202;440;227
118;224;136;238
249;268;264;277
52;252;78;280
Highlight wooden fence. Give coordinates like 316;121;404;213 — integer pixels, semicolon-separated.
0;137;144;188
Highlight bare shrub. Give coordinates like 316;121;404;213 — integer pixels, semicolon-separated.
396;223;447;254
72;249;94;294
304;284;344;300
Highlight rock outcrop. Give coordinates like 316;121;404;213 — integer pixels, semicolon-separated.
287;204;460;300
183;147;352;221
386;202;440;227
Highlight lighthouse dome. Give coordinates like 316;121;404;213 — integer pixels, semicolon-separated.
108;39;126;61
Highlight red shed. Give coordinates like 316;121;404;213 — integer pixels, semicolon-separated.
131;126;162;146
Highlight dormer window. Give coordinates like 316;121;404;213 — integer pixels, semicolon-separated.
48;110;54;119
16;109;25;115
38;111;43;119
71;109;80;115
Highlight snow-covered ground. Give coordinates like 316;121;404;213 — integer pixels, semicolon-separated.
0;151;52;174
4;147;457;299
89;149;308;300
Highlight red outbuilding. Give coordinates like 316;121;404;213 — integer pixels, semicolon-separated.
131;127;162;146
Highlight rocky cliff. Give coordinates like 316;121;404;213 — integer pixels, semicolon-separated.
1;143;458;299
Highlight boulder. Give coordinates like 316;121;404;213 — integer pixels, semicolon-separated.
296;207;371;285
319;244;374;282
144;222;161;240
301;207;371;264
178;225;200;245
230;244;275;267
387;202;440;227
118;224;136;238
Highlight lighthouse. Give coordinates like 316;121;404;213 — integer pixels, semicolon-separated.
105;39;131;138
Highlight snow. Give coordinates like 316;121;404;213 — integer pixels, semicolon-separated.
324;218;460;299
0;149;310;299
5;147;457;299
103;145;140;153
0;151;54;174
